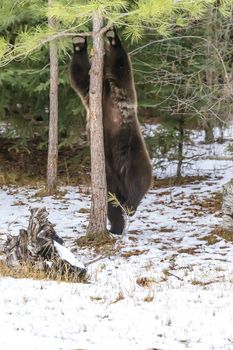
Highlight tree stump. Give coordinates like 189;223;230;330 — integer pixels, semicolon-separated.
4;207;86;280
222;180;233;234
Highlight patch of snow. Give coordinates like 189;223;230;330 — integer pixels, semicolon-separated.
0;122;7;134
54;241;85;270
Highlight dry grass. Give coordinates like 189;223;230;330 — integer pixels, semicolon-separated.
111;291;125;304
191;279;219;286
121;249;149;258
0;260;88;283
76;231;116;248
136;276;155;287
0;171;45;187
144;294;154;302
153;175;208;188
177;247;198;254
159;227;176;233
210;227;233;243
34;187;67;198
198;192;222;214
199;234;220;245
78;208;90;214
90;296;103;302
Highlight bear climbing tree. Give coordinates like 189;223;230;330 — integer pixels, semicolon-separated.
70;24;152;236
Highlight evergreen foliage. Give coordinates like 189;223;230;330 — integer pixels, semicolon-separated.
0;0;232;171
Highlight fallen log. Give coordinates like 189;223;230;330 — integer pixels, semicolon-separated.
4;207;87;280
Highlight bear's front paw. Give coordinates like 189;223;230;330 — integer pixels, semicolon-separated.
106;29;116;46
72;36;86;52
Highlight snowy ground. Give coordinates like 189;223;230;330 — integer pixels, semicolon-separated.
1;127;233;350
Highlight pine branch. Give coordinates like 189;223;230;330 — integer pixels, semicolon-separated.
108;192;134;236
0;29;93;67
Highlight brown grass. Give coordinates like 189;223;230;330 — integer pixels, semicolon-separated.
177;247;198;254
191;279;219;286
153;175;208;188
111;291;125;304
0;260;88;283
199;234;220;245
34;188;68;198
136;276;155;287
198;192;222;214
159;227;176;233
121;249;149;258
0;170;45;187
210;227;233;243
76;231;118;256
90;296;103;302
78;208;90;214
144;294;154;302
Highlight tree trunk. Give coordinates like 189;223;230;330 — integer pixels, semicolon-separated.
204;121;215;144
176;118;184;182
46;0;58;195
222;180;233;233
86;13;107;236
204;5;216;144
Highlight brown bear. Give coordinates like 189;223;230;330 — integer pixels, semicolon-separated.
70;28;152;234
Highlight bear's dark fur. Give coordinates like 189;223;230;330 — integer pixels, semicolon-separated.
70;29;152;234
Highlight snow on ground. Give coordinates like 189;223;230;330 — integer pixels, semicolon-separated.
0;127;233;350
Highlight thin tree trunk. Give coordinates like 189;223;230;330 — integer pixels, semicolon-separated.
176;118;184;182
204;6;216;144
217;121;224;144
87;13;107;236
46;0;58;195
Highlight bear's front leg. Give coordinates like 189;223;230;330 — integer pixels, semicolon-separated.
70;36;90;109
73;36;87;52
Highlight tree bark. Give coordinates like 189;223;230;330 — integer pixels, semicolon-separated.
204;121;215;144
46;0;58;195
86;13;107;236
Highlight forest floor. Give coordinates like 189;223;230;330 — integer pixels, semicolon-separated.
0;126;233;350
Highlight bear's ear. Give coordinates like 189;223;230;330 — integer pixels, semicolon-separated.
72;36;87;52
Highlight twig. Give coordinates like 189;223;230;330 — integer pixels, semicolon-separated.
130;35;229;85
85;255;107;266
165;270;184;281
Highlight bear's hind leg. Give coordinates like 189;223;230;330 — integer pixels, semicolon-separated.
108;201;125;235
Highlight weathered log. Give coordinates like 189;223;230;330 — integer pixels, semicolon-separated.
4;207;86;279
222;180;233;234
